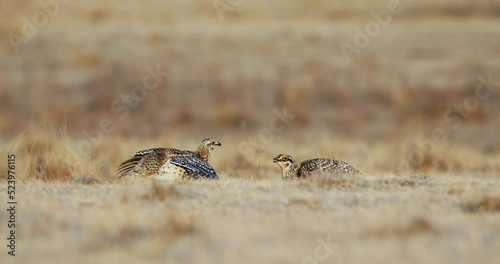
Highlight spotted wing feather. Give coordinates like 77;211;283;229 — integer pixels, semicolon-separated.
299;158;360;177
169;155;219;180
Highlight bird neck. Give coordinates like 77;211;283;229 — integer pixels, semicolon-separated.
197;145;210;161
283;161;300;179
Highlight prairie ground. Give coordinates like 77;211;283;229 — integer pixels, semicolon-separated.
1;175;500;264
1;0;500;263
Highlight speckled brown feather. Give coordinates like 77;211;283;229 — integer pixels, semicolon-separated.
298;158;360;178
114;148;186;179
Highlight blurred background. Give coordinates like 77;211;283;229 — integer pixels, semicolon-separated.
1;0;500;180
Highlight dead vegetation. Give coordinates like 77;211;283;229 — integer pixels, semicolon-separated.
462;195;500;213
364;217;436;237
3;177;499;263
140;183;183;202
1;0;500;263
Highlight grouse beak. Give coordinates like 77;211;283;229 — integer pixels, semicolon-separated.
273;157;279;163
214;141;222;147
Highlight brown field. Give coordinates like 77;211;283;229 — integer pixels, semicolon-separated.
1;0;500;263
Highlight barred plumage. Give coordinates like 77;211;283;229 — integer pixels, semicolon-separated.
273;153;361;180
114;138;221;181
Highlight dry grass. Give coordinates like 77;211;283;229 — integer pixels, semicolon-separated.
462;195;500;213
364;217;437;237
1;178;499;263
1;0;500;263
